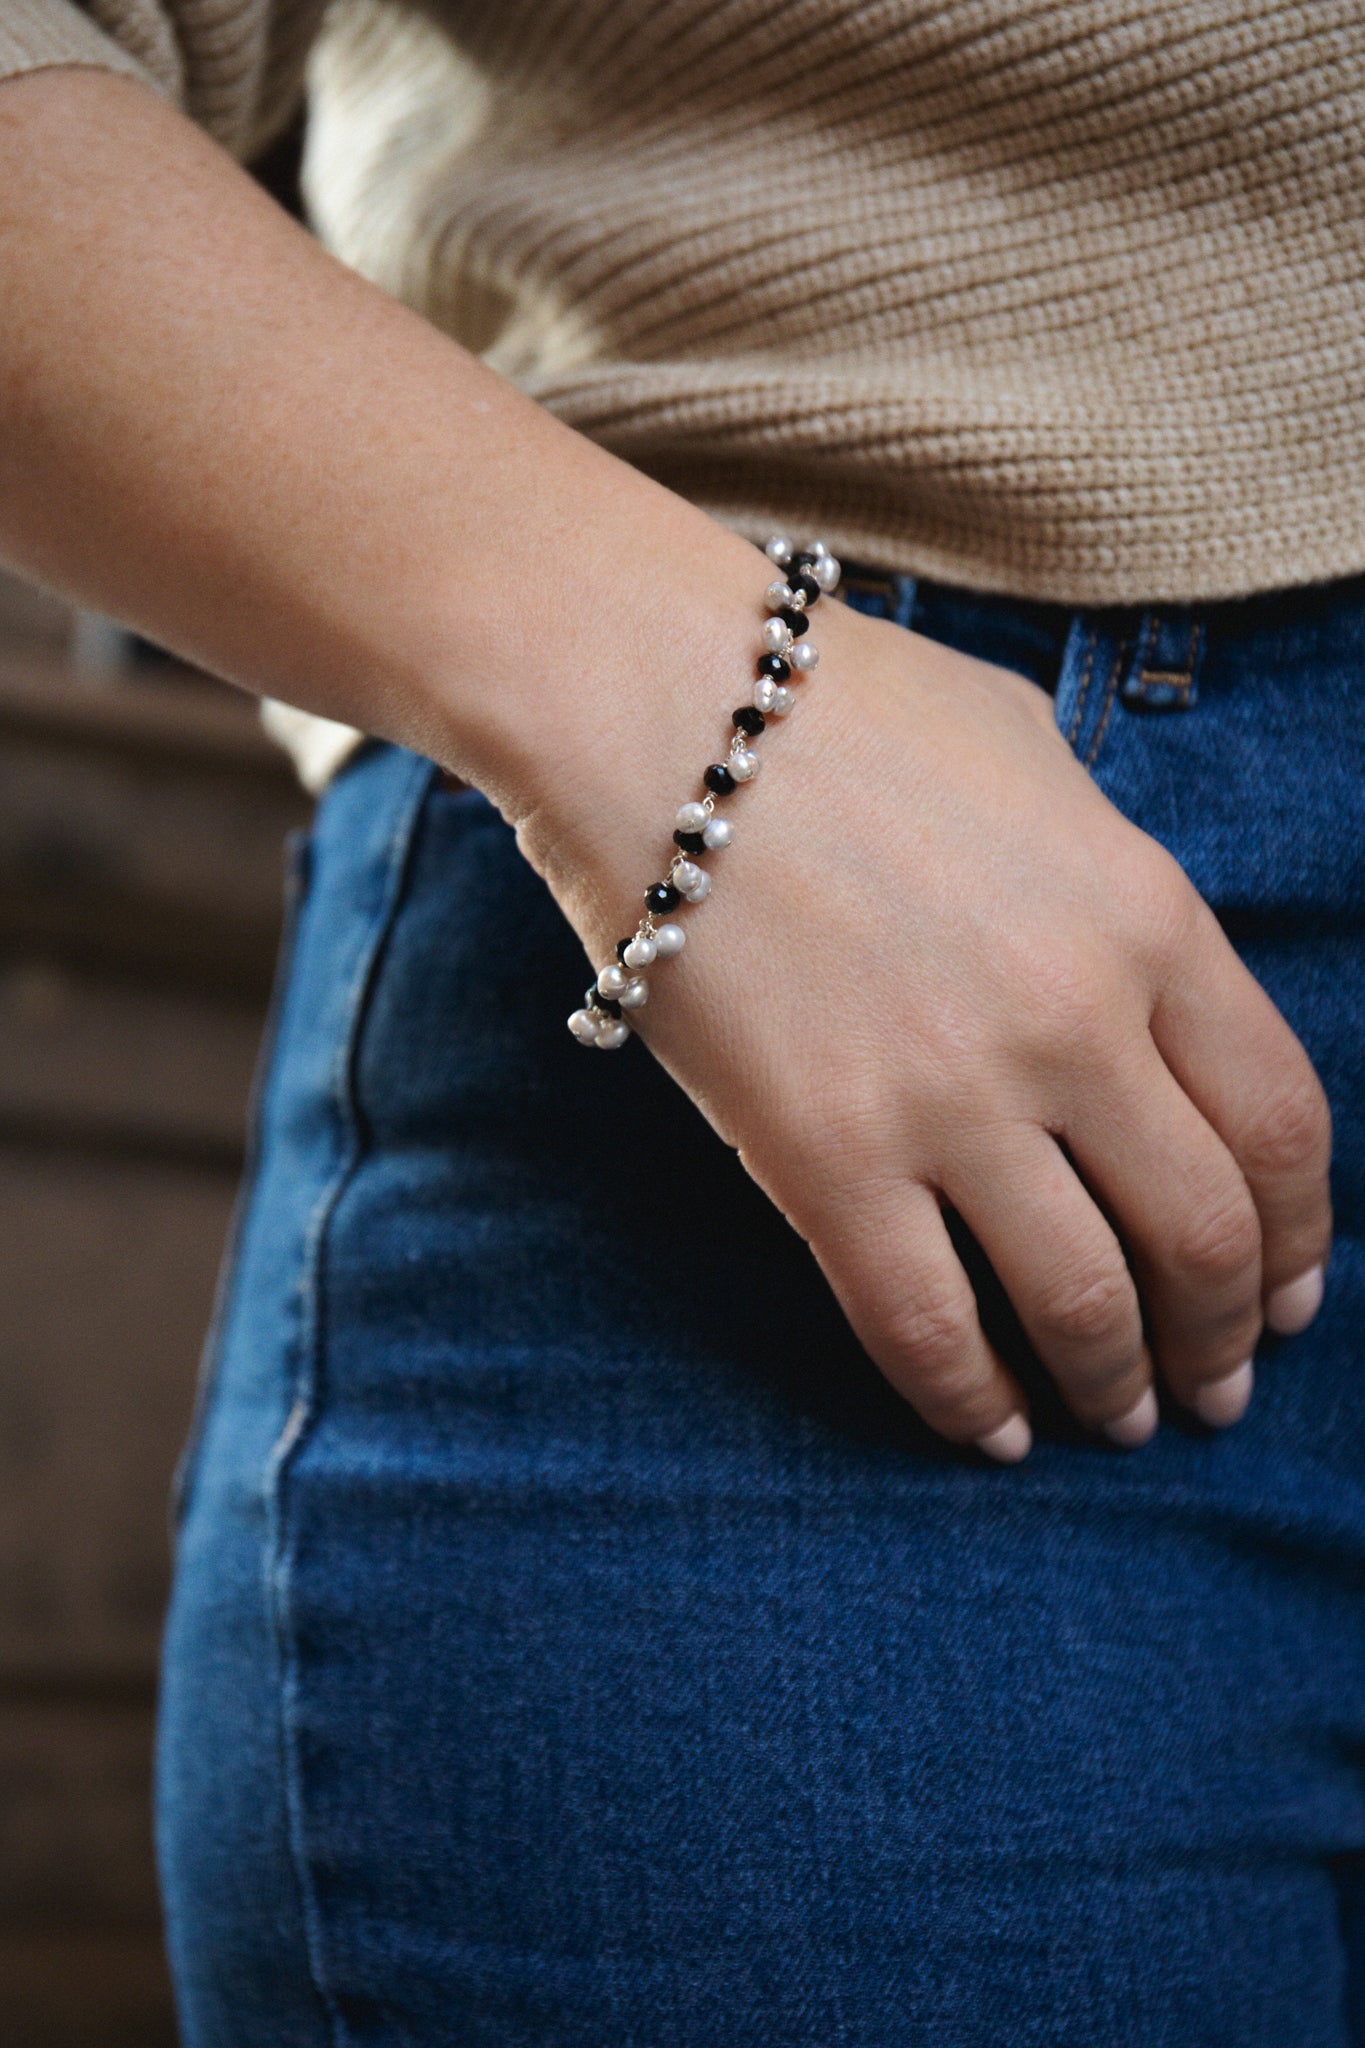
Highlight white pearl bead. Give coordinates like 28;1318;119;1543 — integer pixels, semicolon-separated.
770;685;796;716
654;922;686;956
597;962;628;998
762;616;793;655
765;579;796;611
702;817;732;849
568;1008;600;1042
809;539;829;559
674;801;709;835
815;555;841;592
789;638;819;672
619;977;649;1010
671;859;702;894
681;870;712;902
765;535;793;566
753;675;778;713
595;1021;630;1050
729;747;760;781
623;935;657;969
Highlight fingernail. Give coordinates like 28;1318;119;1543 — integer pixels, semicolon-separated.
975;1414;1032;1464
1193;1360;1254;1428
1266;1263;1324;1337
1103;1387;1159;1449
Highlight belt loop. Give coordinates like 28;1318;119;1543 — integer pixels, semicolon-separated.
1120;607;1204;711
889;572;918;632
837;564;915;629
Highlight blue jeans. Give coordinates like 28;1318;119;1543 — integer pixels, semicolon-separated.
158;571;1365;2046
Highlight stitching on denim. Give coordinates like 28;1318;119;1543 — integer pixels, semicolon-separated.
1154;616;1202;690
1065;623;1100;750
1084;632;1129;768
1137;615;1202;696
263;752;437;2048
1131;611;1158;689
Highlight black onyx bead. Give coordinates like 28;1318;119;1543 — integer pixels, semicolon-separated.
646;881;681;914
732;705;766;736
789;549;819;577
704;763;736;797
673;829;707;854
756;652;791;682
789;572;820;606
588;986;622;1019
778;606;810;637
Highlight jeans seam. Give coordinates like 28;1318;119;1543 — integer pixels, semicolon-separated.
1084;631;1130;768
1066;623;1100;751
262;751;437;2048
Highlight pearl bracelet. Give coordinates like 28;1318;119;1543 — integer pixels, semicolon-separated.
567;535;840;1050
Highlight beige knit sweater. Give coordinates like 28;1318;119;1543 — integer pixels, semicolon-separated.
3;0;1364;605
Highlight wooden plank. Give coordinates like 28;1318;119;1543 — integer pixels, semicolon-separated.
0;1698;160;1924
2;1931;176;2048
0;1147;236;1682
0;650;300;776
0;728;307;998
0;958;261;1162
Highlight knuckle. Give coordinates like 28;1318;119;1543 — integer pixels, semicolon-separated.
1242;1072;1332;1181
784;1111;881;1211
1130;844;1201;956
907;1355;1002;1436
791;1063;900;1181
886;1285;978;1381
1169;1190;1261;1290
1033;1258;1135;1355
784;1080;859;1167
1015;947;1113;1060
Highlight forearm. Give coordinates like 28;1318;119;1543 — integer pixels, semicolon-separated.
0;67;761;849
8;71;1328;1461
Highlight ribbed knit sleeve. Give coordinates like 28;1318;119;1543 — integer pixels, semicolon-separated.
0;0;325;157
304;0;1365;606
0;0;162;91
3;0;1363;606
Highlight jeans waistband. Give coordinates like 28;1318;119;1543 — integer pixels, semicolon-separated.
840;564;1077;694
841;560;1365;711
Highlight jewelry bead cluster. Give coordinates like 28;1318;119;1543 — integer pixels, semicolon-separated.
567;536;840;1050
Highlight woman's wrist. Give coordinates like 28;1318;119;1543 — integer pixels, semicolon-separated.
449;494;777;922
558;537;841;1050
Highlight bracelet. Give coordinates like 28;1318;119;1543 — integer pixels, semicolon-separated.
567;535;840;1050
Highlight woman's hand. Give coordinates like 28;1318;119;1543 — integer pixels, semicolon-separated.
530;592;1333;1458
0;74;1331;1457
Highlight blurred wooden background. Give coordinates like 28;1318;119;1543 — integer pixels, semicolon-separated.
0;568;309;2045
